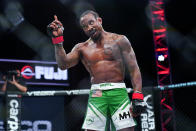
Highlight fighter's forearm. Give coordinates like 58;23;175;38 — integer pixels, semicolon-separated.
130;67;142;92
54;43;68;70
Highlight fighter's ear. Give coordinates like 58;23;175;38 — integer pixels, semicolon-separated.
97;17;102;25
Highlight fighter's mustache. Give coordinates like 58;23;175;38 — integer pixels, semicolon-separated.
88;28;96;36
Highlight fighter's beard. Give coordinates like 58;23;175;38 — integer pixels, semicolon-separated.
91;32;101;42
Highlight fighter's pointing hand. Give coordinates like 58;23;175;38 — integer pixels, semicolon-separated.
47;15;64;44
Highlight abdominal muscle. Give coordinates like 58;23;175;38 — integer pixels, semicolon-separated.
87;60;125;84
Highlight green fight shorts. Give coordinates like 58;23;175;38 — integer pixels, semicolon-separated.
82;83;136;131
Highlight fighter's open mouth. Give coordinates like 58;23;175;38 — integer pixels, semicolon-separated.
89;29;96;36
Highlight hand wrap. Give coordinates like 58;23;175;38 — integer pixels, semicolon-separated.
52;36;64;44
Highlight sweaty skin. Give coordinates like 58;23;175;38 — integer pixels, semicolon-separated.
52;13;142;93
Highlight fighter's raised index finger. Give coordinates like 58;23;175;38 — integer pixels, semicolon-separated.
54;15;58;20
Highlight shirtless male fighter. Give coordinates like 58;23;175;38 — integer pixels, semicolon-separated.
47;10;146;131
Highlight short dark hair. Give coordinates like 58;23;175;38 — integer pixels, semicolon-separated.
80;10;99;20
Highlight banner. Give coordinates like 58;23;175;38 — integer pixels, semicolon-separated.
6;93;22;131
0;59;69;86
0;94;65;131
140;87;156;131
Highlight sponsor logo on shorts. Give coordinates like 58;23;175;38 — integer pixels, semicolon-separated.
119;111;131;120
86;117;94;125
100;83;114;87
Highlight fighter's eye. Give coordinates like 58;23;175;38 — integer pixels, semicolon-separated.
82;25;87;29
89;20;94;25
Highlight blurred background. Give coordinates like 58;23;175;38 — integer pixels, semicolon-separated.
0;0;196;85
0;0;196;131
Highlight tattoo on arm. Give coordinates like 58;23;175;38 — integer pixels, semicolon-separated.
54;45;67;69
54;43;80;70
119;36;142;92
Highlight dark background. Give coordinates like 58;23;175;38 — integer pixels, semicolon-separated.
0;0;196;87
0;0;196;131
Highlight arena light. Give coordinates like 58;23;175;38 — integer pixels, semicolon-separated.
158;55;165;61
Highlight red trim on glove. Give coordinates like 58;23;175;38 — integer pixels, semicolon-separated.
52;36;64;44
132;93;144;100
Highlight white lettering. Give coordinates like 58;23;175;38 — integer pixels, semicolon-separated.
27;91;55;96
33;121;52;131
53;68;68;80
8;121;18;130
35;66;44;79
141;94;155;130
141;112;155;130
141;113;148;121
21;120;52;131
144;95;153;109
35;66;68;80
147;109;154;118
0;121;4;130
142;121;148;128
10;108;18;116
8;99;19;130
44;67;54;80
149;121;155;130
10;100;18;108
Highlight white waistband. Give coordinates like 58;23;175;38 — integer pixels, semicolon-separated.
91;83;126;90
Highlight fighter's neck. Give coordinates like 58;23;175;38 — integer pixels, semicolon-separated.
91;30;107;44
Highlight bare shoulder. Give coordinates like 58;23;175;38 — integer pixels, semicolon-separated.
72;42;86;51
109;33;129;43
109;33;131;49
72;39;92;52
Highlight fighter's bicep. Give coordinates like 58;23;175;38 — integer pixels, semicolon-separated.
122;47;138;69
65;44;81;68
66;51;79;62
119;36;138;68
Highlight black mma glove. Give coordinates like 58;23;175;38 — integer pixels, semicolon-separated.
47;24;64;44
47;15;64;44
47;24;55;37
131;91;147;116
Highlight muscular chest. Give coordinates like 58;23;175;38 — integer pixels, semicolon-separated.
81;43;121;63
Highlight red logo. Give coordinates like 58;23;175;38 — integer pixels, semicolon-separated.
21;65;35;79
